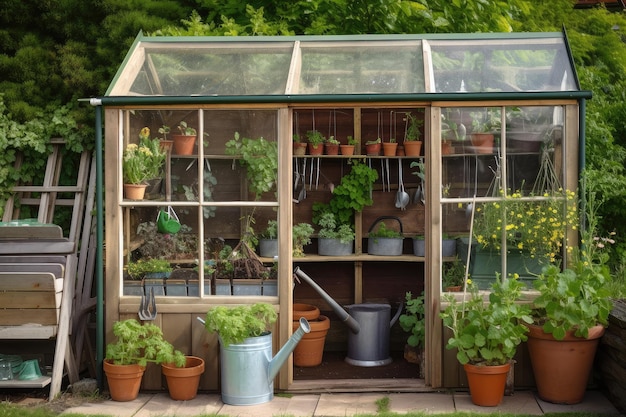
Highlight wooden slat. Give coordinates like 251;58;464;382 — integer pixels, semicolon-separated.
0;326;57;339
0;309;59;326
0;240;74;254
0;291;59;309
0;263;64;278
0;272;61;292
0;225;63;239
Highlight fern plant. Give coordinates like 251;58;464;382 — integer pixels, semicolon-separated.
204;303;278;347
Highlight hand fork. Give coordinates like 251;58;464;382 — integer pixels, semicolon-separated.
138;287;157;320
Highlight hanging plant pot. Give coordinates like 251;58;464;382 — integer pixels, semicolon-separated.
161;356;205;401
526;323;605;404
172;134;197;155
103;360;145;402
464;362;510;406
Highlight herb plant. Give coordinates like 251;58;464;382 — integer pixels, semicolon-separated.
105;319;186;367
316;212;355;244
306;130;326;146
177;121;196;136
399;291;425;349
292;222;314;257
369;222;402;239
204;303;278;347
225;132;278;200
441;275;533;366
126;258;172;279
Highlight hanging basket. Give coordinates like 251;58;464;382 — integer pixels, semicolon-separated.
157;206;181;234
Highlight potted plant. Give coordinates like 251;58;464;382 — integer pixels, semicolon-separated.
367;216;404;256
292;222;314;257
225;132;278;200
126;258;172;280
202;303;309;405
325;136;340;155
442;256;465;292
469;109;501;154
315;211;354;256
440;275;532;406
172;120;198;155
157;124;173;152
340;135;356;156
364;137;381;155
403;111;424;156
293;133;307;156
306;130;326;155
525;186;614;404
412;235;425;257
399;291;425;377
257;219;278;258
104;319;186;401
382;138;398;156
122;127;167;200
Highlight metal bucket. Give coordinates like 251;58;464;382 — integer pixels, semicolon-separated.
220;333;274;405
345;304;395;367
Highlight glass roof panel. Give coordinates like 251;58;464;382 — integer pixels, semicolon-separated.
298;41;424;94
428;38;577;93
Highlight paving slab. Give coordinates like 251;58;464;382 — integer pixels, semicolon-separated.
454;391;543;415
314;393;381;416
536;391;621;415
61;393;152;417
133;393;222;417
387;392;455;414
218;394;319;417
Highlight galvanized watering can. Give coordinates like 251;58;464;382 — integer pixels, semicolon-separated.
294;267;402;367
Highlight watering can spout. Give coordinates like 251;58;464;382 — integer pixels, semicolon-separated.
294;267;361;334
267;317;310;382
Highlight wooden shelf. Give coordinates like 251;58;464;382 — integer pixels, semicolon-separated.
0;375;51;389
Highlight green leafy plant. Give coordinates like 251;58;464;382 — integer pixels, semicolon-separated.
292;222;314;257
158;125;170;140
327;136;340;145
225;132;278;200
312;160;378;226
105;319;186;367
369;222;402;239
292;133;301;143
126;258;172;280
440;275;533;366
442;256;466;289
531;185;614;340
346;135;357;146
404;111;424;141
259;219;278;240
177;121;196;136
365;138;381;145
399;291;425;349
470;108;501;133
203;303;278;347
136;222;197;260
122;127;167;184
316;212;355;244
306;130;326;146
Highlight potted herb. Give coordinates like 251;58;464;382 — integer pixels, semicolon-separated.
172;120;198;155
364;137;381;155
225;132;278;200
469;109;501;154
526;186;614;404
325;136;340;155
367;216;404;256
257;219;278;258
440;275;532;406
104;319;186;401
403;111;424;156
382;137;398;156
340;135;356;156
293;133;307;156
399;291;425;377
306;130;326;155
316;211;354;256
122;127;167;199
292;222;314;258
157;124;173;152
442;256;465;291
126;258;172;280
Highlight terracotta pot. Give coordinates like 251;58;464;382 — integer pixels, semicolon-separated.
293;142;307;156
464;362;510;406
396;145;405;156
445;286;462;292
340;145;355;156
124;183;147;200
103;360;145;402
308;143;323;155
470;133;494;154
293;303;320;321
292;315;330;367
172;134;197;155
526;323;605;404
159;139;174;153
382;142;398;156
403;141;422;156
161;356;205;401
365;142;381;156
325;143;340;155
442;140;453;155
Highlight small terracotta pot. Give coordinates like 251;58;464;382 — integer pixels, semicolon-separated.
340;145;355;156
293;303;320;321
325;143;340;155
464;362;510;406
172;134;197;155
292;315;330;367
365;142;381;156
308;143;324;155
403;141;422;156
293;142;307;156
470;133;494;154
103;360;145;402
124;183;147;200
382;142;398;156
162;356;205;401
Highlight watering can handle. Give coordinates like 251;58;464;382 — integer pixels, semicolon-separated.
390;302;403;327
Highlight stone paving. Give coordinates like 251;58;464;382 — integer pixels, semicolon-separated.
62;390;622;416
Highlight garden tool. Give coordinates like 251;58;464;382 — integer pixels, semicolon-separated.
138;287;157;321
